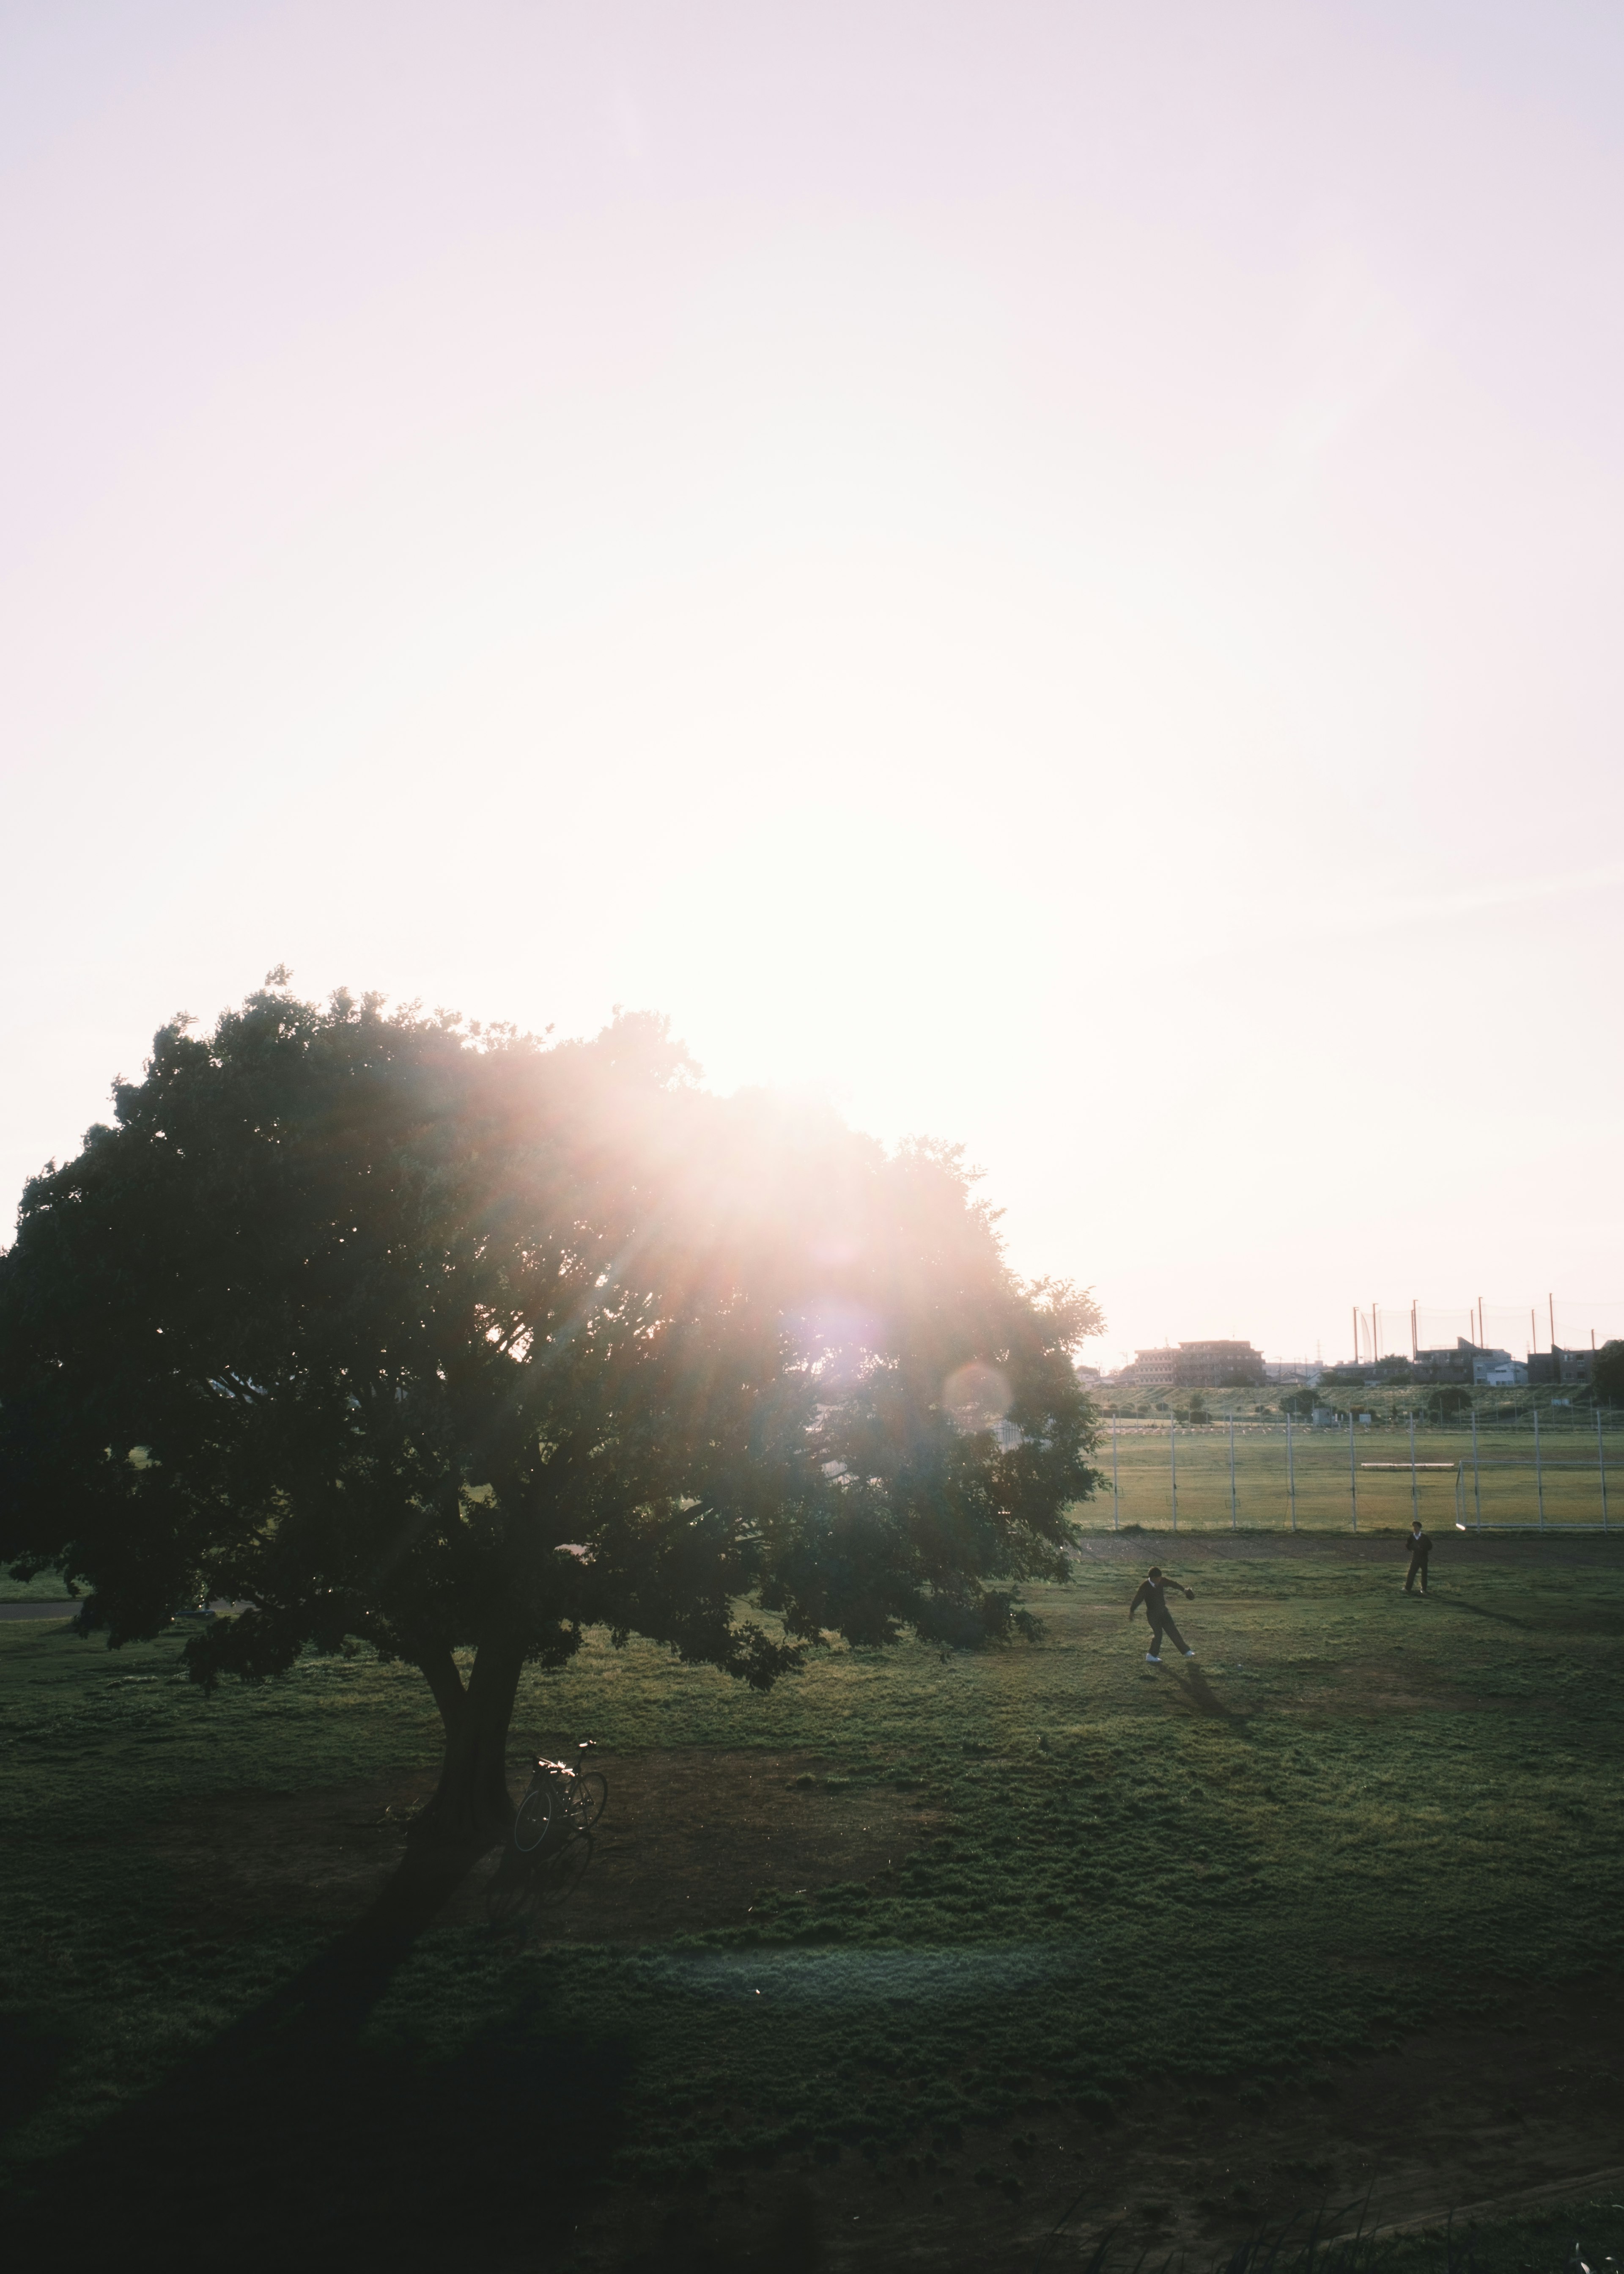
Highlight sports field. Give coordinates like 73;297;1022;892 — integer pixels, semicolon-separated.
3;1534;1622;2271
1085;1417;1623;1533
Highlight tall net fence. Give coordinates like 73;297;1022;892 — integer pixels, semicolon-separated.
1551;1299;1624;1351
1414;1306;1477;1352
1348;1298;1624;1362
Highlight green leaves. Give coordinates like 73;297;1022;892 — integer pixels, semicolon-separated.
0;982;1099;1716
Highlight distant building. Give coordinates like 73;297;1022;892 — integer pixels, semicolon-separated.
1413;1340;1477;1384
1414;1337;1527;1388
1526;1346;1594;1387
1265;1359;1322;1385
1177;1340;1269;1387
1475;1349;1526;1387
1117;1339;1268;1390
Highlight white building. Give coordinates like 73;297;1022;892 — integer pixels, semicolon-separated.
1473;1349;1527;1387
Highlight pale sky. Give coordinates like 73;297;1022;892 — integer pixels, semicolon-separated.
4;0;1622;1369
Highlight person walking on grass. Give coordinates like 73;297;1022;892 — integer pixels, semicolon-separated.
1403;1519;1433;1595
1129;1566;1196;1663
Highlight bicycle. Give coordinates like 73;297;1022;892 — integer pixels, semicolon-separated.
486;1739;607;1926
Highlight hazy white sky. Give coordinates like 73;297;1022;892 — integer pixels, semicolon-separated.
4;0;1622;1367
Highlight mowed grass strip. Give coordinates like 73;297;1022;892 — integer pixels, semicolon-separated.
1082;1420;1624;1530
1;1538;1621;2196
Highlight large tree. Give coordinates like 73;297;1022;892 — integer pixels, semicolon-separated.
0;981;1100;1846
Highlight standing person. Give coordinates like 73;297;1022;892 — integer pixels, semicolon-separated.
1128;1566;1196;1663
1403;1519;1433;1595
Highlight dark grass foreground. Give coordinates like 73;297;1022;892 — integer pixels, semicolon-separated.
1035;2212;1624;2274
3;1538;1623;2266
1;1885;634;2268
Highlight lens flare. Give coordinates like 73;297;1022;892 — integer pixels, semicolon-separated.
941;1362;1009;1432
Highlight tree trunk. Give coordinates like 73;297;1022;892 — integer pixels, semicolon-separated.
409;1639;525;1849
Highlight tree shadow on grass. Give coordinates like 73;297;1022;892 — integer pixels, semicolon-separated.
0;2009;77;2137
2;1843;635;2273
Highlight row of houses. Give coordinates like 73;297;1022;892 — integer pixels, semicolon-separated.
1415;1338;1594;1387
1089;1335;1601;1398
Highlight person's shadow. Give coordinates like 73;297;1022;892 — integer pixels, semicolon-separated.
1159;1659;1242;1720
1429;1593;1531;1629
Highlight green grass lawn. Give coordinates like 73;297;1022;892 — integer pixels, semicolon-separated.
3;1537;1622;2266
0;1562;78;1601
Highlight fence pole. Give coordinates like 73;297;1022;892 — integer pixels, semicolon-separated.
1599;1407;1610;1536
1286;1410;1297;1532
1471;1404;1482;1530
1534;1404;1545;1532
1229;1412;1237;1531
1111;1414;1119;1532
1170;1419;1178;1533
1409;1410;1419;1526
1349;1410;1358;1532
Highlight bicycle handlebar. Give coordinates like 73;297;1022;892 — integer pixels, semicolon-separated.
531;1738;598;1775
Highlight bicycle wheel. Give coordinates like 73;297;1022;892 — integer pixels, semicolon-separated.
573;1770;608;1830
513;1780;555;1854
534;1831;593;1907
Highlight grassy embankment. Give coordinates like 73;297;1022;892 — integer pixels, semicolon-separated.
1;1538;1621;2265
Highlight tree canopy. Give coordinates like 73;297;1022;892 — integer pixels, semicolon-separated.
1594;1340;1624;1406
0;980;1100;1842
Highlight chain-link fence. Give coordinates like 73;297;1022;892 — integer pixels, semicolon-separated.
1078;1410;1621;1532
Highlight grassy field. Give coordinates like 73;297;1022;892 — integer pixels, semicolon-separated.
1086;1417;1624;1532
0;1563;79;1601
2;1535;1623;2270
